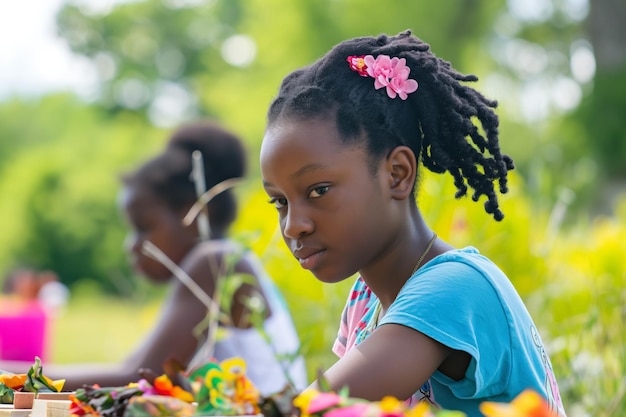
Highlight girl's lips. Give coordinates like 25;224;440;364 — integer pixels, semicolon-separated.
296;249;326;270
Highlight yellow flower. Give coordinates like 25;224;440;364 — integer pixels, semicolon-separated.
204;367;225;394
404;401;433;417
293;389;321;417
43;376;65;392
220;357;247;380
379;396;405;414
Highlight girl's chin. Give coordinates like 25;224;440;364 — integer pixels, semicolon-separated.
135;265;171;283
145;272;173;284
311;269;353;284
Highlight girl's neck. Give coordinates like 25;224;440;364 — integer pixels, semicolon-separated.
204;223;227;241
359;210;444;309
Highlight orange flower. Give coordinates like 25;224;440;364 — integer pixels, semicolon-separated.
69;393;98;417
479;390;557;417
153;374;174;394
153;374;194;402
171;386;194;403
0;374;27;389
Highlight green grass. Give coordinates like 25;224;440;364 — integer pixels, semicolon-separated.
48;294;159;364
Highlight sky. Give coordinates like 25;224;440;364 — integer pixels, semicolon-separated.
0;0;119;100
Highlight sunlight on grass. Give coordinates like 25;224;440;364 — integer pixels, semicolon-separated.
49;293;159;364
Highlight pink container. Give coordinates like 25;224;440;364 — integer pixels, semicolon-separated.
0;298;48;362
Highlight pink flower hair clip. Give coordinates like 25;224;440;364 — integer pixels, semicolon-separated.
347;54;418;100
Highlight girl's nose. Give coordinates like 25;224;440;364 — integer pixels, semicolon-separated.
282;205;314;239
124;234;142;255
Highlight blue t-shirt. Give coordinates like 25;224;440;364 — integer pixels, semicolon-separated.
334;247;565;417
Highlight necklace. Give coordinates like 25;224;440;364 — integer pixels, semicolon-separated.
368;231;438;330
409;231;438;276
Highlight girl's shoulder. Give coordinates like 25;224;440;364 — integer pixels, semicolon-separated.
430;246;481;262
423;246;502;278
190;238;244;255
410;246;518;308
178;240;262;285
183;240;249;266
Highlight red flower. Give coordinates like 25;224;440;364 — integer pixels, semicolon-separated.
347;56;369;77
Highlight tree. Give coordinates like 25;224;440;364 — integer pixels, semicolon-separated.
55;0;504;132
580;0;626;177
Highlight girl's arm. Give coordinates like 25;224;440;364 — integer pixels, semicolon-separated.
319;323;453;401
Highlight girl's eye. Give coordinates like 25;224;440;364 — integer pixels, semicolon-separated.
309;185;330;198
268;196;287;209
130;220;151;234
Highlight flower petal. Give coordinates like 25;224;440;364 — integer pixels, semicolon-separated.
323;403;370;417
308;392;342;413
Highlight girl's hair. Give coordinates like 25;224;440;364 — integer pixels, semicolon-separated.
267;30;514;220
123;120;246;230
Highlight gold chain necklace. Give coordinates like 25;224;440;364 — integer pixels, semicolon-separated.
410;231;438;276
370;231;438;329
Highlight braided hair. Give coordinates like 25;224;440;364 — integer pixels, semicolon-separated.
123;121;246;234
267;30;514;221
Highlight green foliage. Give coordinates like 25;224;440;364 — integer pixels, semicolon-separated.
54;0;505;148
0;384;13;404
576;65;626;177
57;0;247;115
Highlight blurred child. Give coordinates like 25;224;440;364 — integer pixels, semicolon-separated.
0;267;52;362
2;267;40;300
0;266;69;361
2;268;68;311
1;121;307;395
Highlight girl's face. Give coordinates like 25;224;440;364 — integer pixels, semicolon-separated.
119;183;197;283
260;117;399;283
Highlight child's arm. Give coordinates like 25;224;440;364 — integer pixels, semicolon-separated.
1;246;271;391
320;322;455;401
21;268;212;391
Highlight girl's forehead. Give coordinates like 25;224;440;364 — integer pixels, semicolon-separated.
261;118;357;159
118;182;161;211
261;119;371;186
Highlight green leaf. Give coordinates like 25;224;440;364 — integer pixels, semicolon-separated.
0;383;14;404
23;357;57;393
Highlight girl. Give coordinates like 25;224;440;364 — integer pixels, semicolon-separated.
1;121;307;396
260;31;566;416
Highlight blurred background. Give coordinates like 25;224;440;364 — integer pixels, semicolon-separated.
0;0;624;415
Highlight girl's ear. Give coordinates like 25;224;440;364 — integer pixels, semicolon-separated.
385;146;416;200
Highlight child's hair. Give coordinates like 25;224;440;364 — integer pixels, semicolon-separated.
2;266;39;298
123;120;246;231
267;30;514;220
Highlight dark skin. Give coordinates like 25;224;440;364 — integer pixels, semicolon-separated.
260;116;471;401
0;182;270;390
